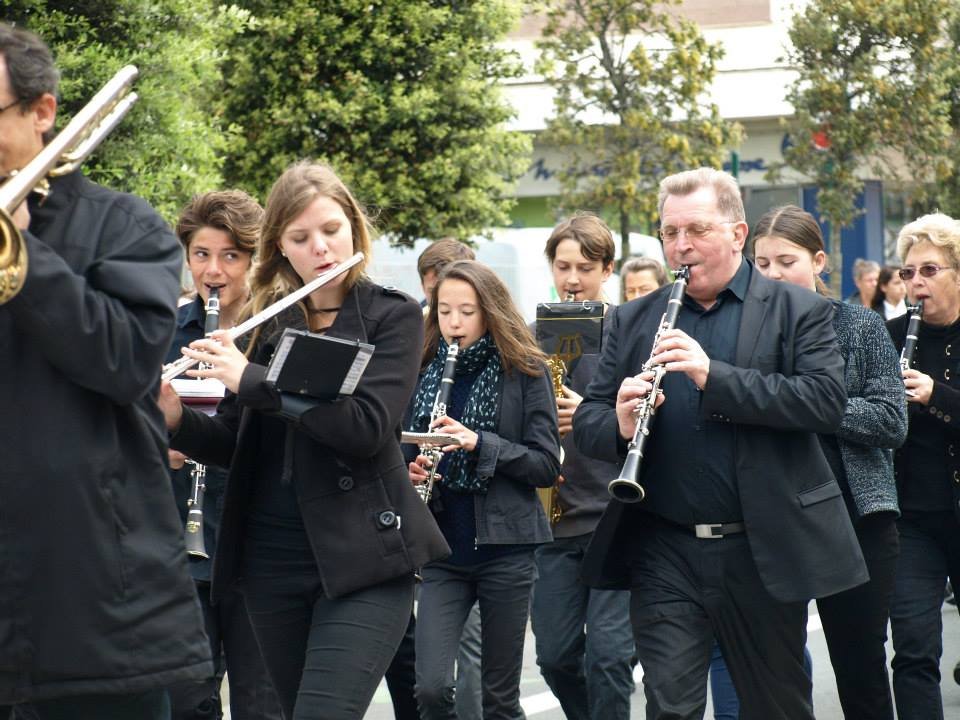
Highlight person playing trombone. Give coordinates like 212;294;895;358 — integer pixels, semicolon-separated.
0;23;211;720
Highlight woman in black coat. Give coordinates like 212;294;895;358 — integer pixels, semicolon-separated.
407;260;561;720
159;162;449;720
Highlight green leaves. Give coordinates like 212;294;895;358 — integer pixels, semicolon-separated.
537;0;739;259
776;0;956;294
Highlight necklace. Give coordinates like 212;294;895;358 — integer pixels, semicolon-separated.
307;306;341;313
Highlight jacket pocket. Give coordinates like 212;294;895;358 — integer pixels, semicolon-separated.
797;481;841;508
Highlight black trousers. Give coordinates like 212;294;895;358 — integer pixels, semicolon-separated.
816;513;899;720
415;552;536;720
241;570;414;720
169;581;282;720
890;510;960;720
625;520;812;720
1;689;169;720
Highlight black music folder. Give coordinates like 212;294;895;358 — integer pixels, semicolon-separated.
535;301;605;377
265;328;374;400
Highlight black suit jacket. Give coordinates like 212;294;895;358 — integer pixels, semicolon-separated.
574;265;869;603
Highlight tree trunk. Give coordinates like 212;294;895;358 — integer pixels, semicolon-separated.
829;223;844;299
619;208;630;273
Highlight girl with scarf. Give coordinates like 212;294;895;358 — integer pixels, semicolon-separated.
407;260;561;720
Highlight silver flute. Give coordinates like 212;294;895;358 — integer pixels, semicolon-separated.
162;252;363;382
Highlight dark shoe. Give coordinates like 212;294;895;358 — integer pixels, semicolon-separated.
954;658;960;686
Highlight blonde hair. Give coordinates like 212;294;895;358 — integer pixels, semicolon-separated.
657;167;744;221
897;213;960;269
243;162;373;350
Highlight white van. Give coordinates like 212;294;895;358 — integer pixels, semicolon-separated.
368;228;665;322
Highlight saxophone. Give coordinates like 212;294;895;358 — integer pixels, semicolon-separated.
416;339;461;504
538;356;566;525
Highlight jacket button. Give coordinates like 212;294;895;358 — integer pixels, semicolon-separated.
946;415;952;423
938;411;944;419
378;510;397;528
338;476;354;491
930;406;938;414
954;471;960;484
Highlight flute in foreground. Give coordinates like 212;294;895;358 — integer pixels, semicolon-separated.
607;265;690;503
162;252;364;382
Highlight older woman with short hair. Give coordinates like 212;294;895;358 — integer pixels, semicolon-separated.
886;213;960;720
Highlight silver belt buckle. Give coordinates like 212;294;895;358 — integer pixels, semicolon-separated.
694;523;722;539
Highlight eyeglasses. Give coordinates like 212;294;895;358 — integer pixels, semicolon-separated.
0;98;21;114
659;220;737;242
898;264;954;281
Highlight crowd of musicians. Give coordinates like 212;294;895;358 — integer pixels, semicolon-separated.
4;22;960;720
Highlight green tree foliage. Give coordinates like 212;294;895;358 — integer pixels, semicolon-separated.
923;8;960;217
778;0;954;293
221;0;531;245
2;0;249;222
536;0;740;263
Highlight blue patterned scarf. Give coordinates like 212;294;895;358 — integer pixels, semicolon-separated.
409;334;502;493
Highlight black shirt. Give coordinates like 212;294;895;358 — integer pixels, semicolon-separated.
643;258;751;524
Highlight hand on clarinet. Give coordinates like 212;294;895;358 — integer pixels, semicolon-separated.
557;386;582;438
616;370;665;440
180;329;248;393
168;449;187;470
902;368;934;405
431;415;478;452
409;454;432;487
649;328;710;390
13;201;29;230
158;380;184;431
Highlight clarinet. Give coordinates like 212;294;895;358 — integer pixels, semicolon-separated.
900;300;923;398
417;339;461;504
184;287;220;559
607;266;690;503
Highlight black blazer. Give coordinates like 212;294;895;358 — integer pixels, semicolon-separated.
574;266;869;603
173;280;450;600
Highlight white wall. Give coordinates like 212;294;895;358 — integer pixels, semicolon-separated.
368;229;665;322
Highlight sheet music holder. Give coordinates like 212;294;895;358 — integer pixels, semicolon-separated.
535;300;605;378
265;328;374;400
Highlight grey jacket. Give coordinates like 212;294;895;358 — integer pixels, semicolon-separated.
829;301;906;518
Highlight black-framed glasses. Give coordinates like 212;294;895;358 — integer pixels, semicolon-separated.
659;220;737;243
0;97;21;114
899;264;953;281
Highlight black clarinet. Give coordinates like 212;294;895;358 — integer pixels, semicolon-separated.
417;339;460;504
900;300;923;398
608;266;690;503
184;287;220;559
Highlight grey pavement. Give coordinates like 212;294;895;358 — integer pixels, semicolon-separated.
353;601;960;720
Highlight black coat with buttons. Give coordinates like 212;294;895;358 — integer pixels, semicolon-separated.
887;313;960;519
171;280;450;600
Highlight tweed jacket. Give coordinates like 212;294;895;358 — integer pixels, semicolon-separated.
830;301;906;519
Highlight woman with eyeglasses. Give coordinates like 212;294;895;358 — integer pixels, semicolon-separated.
885;213;960;720
742;204;905;720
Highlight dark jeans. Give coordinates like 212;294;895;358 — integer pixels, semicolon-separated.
708;513;898;720
241;570;415;720
1;689;170;720
531;534;634;720
625;520;812;720
415;552;536;720
890;510;960;720
386;603;482;720
170;581;281;720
